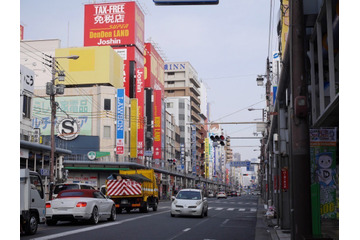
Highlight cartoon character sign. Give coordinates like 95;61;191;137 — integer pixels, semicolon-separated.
316;153;335;187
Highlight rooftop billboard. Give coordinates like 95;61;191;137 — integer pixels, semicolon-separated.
55;46;123;88
84;1;144;52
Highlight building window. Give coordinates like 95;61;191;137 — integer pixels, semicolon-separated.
168;81;175;84
104;126;111;138
104;99;111;111
166;102;173;108
167;72;175;76
23;95;31;119
179;102;185;109
179;114;185;120
168;90;175;93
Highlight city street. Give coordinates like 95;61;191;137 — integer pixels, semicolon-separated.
21;194;269;240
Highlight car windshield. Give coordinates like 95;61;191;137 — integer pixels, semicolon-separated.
58;191;86;198
176;191;201;200
54;184;79;194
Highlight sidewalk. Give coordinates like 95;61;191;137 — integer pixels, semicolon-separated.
255;197;290;240
255;198;338;240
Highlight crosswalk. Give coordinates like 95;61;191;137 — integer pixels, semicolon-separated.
208;207;257;212
211;201;258;205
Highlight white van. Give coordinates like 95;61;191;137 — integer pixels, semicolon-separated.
52;183;95;199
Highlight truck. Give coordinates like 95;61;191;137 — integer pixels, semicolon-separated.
105;169;159;214
20;169;46;235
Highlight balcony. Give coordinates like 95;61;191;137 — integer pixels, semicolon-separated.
191;101;201;114
189;75;201;88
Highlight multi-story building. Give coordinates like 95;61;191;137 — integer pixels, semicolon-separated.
164;96;191;173
164;62;202;174
165;110;176;167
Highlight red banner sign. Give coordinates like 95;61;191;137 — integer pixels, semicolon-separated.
153;90;162;160
281;167;289;190
84;1;144;52
136;67;144;157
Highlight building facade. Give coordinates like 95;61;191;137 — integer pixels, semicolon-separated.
164;62;202;174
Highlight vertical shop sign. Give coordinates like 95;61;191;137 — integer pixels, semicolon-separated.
136;68;144;157
281;167;289;190
191;125;196;174
310;128;338;219
180;144;185;170
205;138;209;178
130;99;138;158
153;90;162;160
116;89;125;154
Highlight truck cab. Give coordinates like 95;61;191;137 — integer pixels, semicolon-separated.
20;169;46;235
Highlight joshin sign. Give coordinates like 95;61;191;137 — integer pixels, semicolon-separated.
84;1;144;52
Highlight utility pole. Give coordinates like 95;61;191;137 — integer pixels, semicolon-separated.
49;57;56;199
45;55;79;200
289;0;311;239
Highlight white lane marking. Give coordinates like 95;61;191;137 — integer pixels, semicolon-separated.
215;208;223;210
227;208;235;211
221;219;229;227
183;228;191;232
239;208;245;211
31;210;169;240
208;207;213;210
250;208;257;212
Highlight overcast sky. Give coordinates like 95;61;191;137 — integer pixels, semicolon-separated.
20;0;280;161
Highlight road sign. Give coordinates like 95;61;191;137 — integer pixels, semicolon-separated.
40;168;50;176
144;151;153;157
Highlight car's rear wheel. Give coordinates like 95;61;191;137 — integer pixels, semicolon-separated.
108;205;116;221
89;206;99;225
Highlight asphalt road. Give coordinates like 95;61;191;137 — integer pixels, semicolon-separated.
21;194;271;240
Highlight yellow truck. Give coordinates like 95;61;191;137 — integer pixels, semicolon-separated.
105;169;159;213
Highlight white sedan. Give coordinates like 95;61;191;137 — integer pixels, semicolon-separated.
46;189;116;225
170;189;208;218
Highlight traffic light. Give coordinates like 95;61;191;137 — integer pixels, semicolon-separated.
167;159;177;165
210;135;225;146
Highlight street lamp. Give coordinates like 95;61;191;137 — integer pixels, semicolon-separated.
248;108;265;122
48;55;79;199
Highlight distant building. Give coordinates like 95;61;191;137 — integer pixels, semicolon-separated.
164;62;202;174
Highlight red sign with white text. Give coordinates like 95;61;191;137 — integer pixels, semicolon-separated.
84;1;144;52
153;90;162;160
281;167;289;190
136;68;145;157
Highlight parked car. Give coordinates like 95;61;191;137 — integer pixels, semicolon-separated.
52;183;95;199
216;191;227;199
170;189;208;218
46;189;116;225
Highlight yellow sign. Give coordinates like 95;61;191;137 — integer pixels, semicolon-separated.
55;46;123;88
130;99;138;158
205;138;210;178
280;0;289;55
